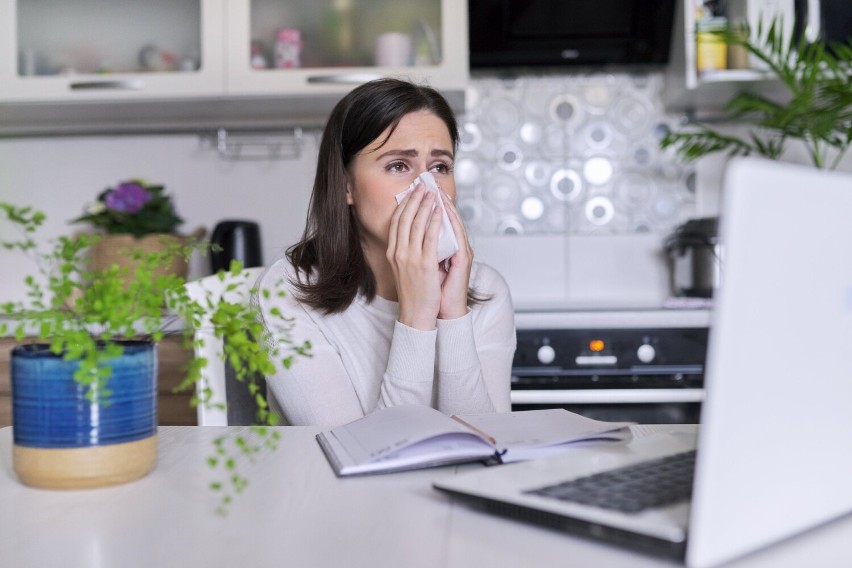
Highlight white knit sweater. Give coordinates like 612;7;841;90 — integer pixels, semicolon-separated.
254;258;516;428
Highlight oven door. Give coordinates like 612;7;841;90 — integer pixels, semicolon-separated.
510;318;710;424
511;388;704;424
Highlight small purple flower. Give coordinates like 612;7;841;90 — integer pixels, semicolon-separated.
104;182;151;214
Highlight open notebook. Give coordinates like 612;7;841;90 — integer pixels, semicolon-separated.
317;405;631;477
434;157;852;567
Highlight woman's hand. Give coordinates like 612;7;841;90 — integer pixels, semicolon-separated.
438;191;473;320
387;182;444;330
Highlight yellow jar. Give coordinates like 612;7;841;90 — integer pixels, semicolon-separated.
696;18;727;75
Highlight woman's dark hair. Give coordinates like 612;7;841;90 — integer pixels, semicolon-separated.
287;78;470;314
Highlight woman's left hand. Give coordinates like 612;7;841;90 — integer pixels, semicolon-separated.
438;192;473;320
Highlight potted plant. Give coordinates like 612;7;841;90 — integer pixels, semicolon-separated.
71;178;200;280
661;19;852;170
1;201;307;514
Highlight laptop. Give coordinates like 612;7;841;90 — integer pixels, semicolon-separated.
433;156;852;568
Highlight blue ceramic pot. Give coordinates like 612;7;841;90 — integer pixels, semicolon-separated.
11;341;159;489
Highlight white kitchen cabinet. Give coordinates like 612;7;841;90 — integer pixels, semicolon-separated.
0;0;466;135
663;0;785;117
0;0;225;102
226;0;467;96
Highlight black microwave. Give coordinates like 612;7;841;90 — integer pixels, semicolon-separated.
468;0;677;68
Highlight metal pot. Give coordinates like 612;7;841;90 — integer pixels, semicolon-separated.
664;217;722;298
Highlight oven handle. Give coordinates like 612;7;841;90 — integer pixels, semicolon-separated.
510;389;705;405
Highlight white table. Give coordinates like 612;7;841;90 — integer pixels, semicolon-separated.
2;426;851;568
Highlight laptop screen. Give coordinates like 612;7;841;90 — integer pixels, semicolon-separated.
687;157;852;567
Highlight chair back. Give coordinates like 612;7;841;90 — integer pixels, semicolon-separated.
183;266;266;426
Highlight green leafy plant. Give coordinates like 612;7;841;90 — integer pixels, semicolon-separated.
168;267;311;514
72;179;183;237
1;201;309;514
662;19;852;170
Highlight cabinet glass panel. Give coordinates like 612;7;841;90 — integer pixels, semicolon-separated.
248;0;442;70
16;0;202;77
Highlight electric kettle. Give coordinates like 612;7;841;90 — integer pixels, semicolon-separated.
210;220;263;273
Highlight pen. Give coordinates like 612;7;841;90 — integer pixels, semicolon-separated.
451;415;497;445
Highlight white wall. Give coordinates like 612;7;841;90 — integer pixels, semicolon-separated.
0;132;318;300
0;126;676;310
2;98;850;309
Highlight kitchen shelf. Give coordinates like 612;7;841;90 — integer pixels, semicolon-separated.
0;0;223;102
662;0;788;119
225;0;466;97
0;0;467;136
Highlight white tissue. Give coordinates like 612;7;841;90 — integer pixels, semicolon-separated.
394;172;460;263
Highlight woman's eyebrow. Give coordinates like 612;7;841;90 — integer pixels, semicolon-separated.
374;148;454;161
432;149;455;160
374;149;418;160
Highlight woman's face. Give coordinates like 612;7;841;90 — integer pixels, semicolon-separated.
346;110;456;252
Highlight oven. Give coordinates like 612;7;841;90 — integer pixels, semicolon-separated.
511;309;710;424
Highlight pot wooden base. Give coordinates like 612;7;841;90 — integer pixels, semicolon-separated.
13;435;158;489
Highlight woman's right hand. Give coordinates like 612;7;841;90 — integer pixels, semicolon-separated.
386;182;444;330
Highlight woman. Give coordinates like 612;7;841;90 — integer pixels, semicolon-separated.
255;78;516;427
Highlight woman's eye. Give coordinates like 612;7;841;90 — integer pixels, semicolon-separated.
429;162;453;175
387;161;409;173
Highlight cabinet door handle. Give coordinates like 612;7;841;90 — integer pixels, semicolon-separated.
307;73;383;85
69;80;145;91
804;0;822;43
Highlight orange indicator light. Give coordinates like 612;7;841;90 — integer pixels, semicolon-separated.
589;339;605;352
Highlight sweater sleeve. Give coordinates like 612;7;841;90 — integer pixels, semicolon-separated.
256;260;515;427
255;280;365;429
377;322;438;408
434;264;516;415
262;309;442;425
255;260;441;428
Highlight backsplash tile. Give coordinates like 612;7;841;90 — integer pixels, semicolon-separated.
456;72;695;236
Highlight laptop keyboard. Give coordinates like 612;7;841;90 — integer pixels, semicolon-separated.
524;450;697;514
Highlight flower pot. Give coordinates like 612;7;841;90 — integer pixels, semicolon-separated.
11;341;158;489
89;233;189;281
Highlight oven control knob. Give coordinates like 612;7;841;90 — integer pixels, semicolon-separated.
637;343;656;364
537;345;556;365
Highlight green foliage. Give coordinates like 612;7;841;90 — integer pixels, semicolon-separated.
1;224;187;394
165;263;312;515
1;201;310;515
662;19;852;169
